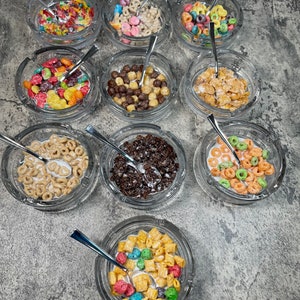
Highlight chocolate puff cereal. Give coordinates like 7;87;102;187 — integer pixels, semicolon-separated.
110;134;179;199
107;64;170;112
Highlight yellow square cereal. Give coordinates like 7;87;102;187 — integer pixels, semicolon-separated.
144;259;156;272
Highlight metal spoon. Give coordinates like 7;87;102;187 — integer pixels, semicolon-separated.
0;132;72;177
70;229;156;287
209;22;219;78
207;114;241;166
138;35;158;88
85;125;161;185
59;45;99;82
135;0;149;16
37;0;64;23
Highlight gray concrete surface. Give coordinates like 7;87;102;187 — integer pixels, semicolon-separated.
0;0;299;299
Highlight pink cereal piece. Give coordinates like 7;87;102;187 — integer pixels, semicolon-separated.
113;280;129;295
42;58;58;68
121;22;131;31
48;76;58;84
197;23;204;31
57;88;65;98
80;86;89;96
185;21;194;31
228;24;234;31
168;264;182;278
130;26;139;36
124;284;135;297
129;16;140;26
121;38;131;44
116;252;127;265
30;74;43;85
204;15;210;24
35;92;47;108
183;3;193;12
28;89;35;98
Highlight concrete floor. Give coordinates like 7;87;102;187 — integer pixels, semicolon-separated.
0;0;299;299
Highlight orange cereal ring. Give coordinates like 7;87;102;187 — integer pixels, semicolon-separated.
181;12;192;23
249;147;263;157
233;182;247;194
230;178;239;187
210;167;220;177
241;158;252;169
244;139;254;150
245;171;256;183
252;167;264;177
243;150;252;160
224;168;236;179
216;136;225;145
221;154;232;162
211;147;222;157
220;169;227;178
247;182;262;194
235;150;243;159
264;164;275;175
208;157;218;168
258;161;271;172
220;144;230;153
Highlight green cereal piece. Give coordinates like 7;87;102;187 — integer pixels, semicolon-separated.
236;141;248;151
60;81;68;90
229;18;237;25
236;168;248;180
141;248;152;260
228;135;239;147
165;287;178;300
219;178;230;188
251;156;259;166
218;161;234;170
262;149;269;159
136;258;145;270
257;177;267;188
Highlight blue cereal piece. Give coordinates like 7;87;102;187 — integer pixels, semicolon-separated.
129;292;143;300
114;4;123;15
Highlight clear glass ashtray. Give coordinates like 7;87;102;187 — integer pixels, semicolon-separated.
1;123;100;212
193;120;286;205
172;0;243;51
100;123;186;210
26;0;102;49
101;48;177;123
180;49;261;121
15;46;100;122
101;0;172;48
95;215;194;299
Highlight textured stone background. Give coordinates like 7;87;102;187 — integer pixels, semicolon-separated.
0;0;299;299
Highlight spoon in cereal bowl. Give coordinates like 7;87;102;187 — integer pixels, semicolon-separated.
70;229;156;288
209;22;219;78
0;132;72;178
85;125;161;186
207;114;241;166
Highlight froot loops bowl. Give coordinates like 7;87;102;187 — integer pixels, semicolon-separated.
100;123;186;210
101;49;177;123
180;49;261;121
15;46;100;122
1;123;100;212
101;0;172;48
193;120;286;205
26;0;102;49
172;0;243;51
95;215;194;299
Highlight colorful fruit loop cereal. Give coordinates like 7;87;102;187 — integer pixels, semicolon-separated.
107;64;170;112
37;0;94;36
22;56;90;110
193;67;249;111
207;135;275;195
181;2;237;39
108;227;185;299
110;0;162;38
17;134;89;200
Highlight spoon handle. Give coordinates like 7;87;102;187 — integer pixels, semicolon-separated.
206;0;218;16
206;114;241;166
85;125;136;164
209;22;219;78
0;133;47;163
139;35;158;87
60;45;99;82
70;229;127;272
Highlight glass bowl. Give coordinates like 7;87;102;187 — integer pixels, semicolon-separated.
101;49;177;123
180;49;261;121
101;0;172;48
193;120;286;205
95;215;194;299
15;46;100;122
172;0;243;51
26;0;102;49
100;123;186;209
1;123;100;212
